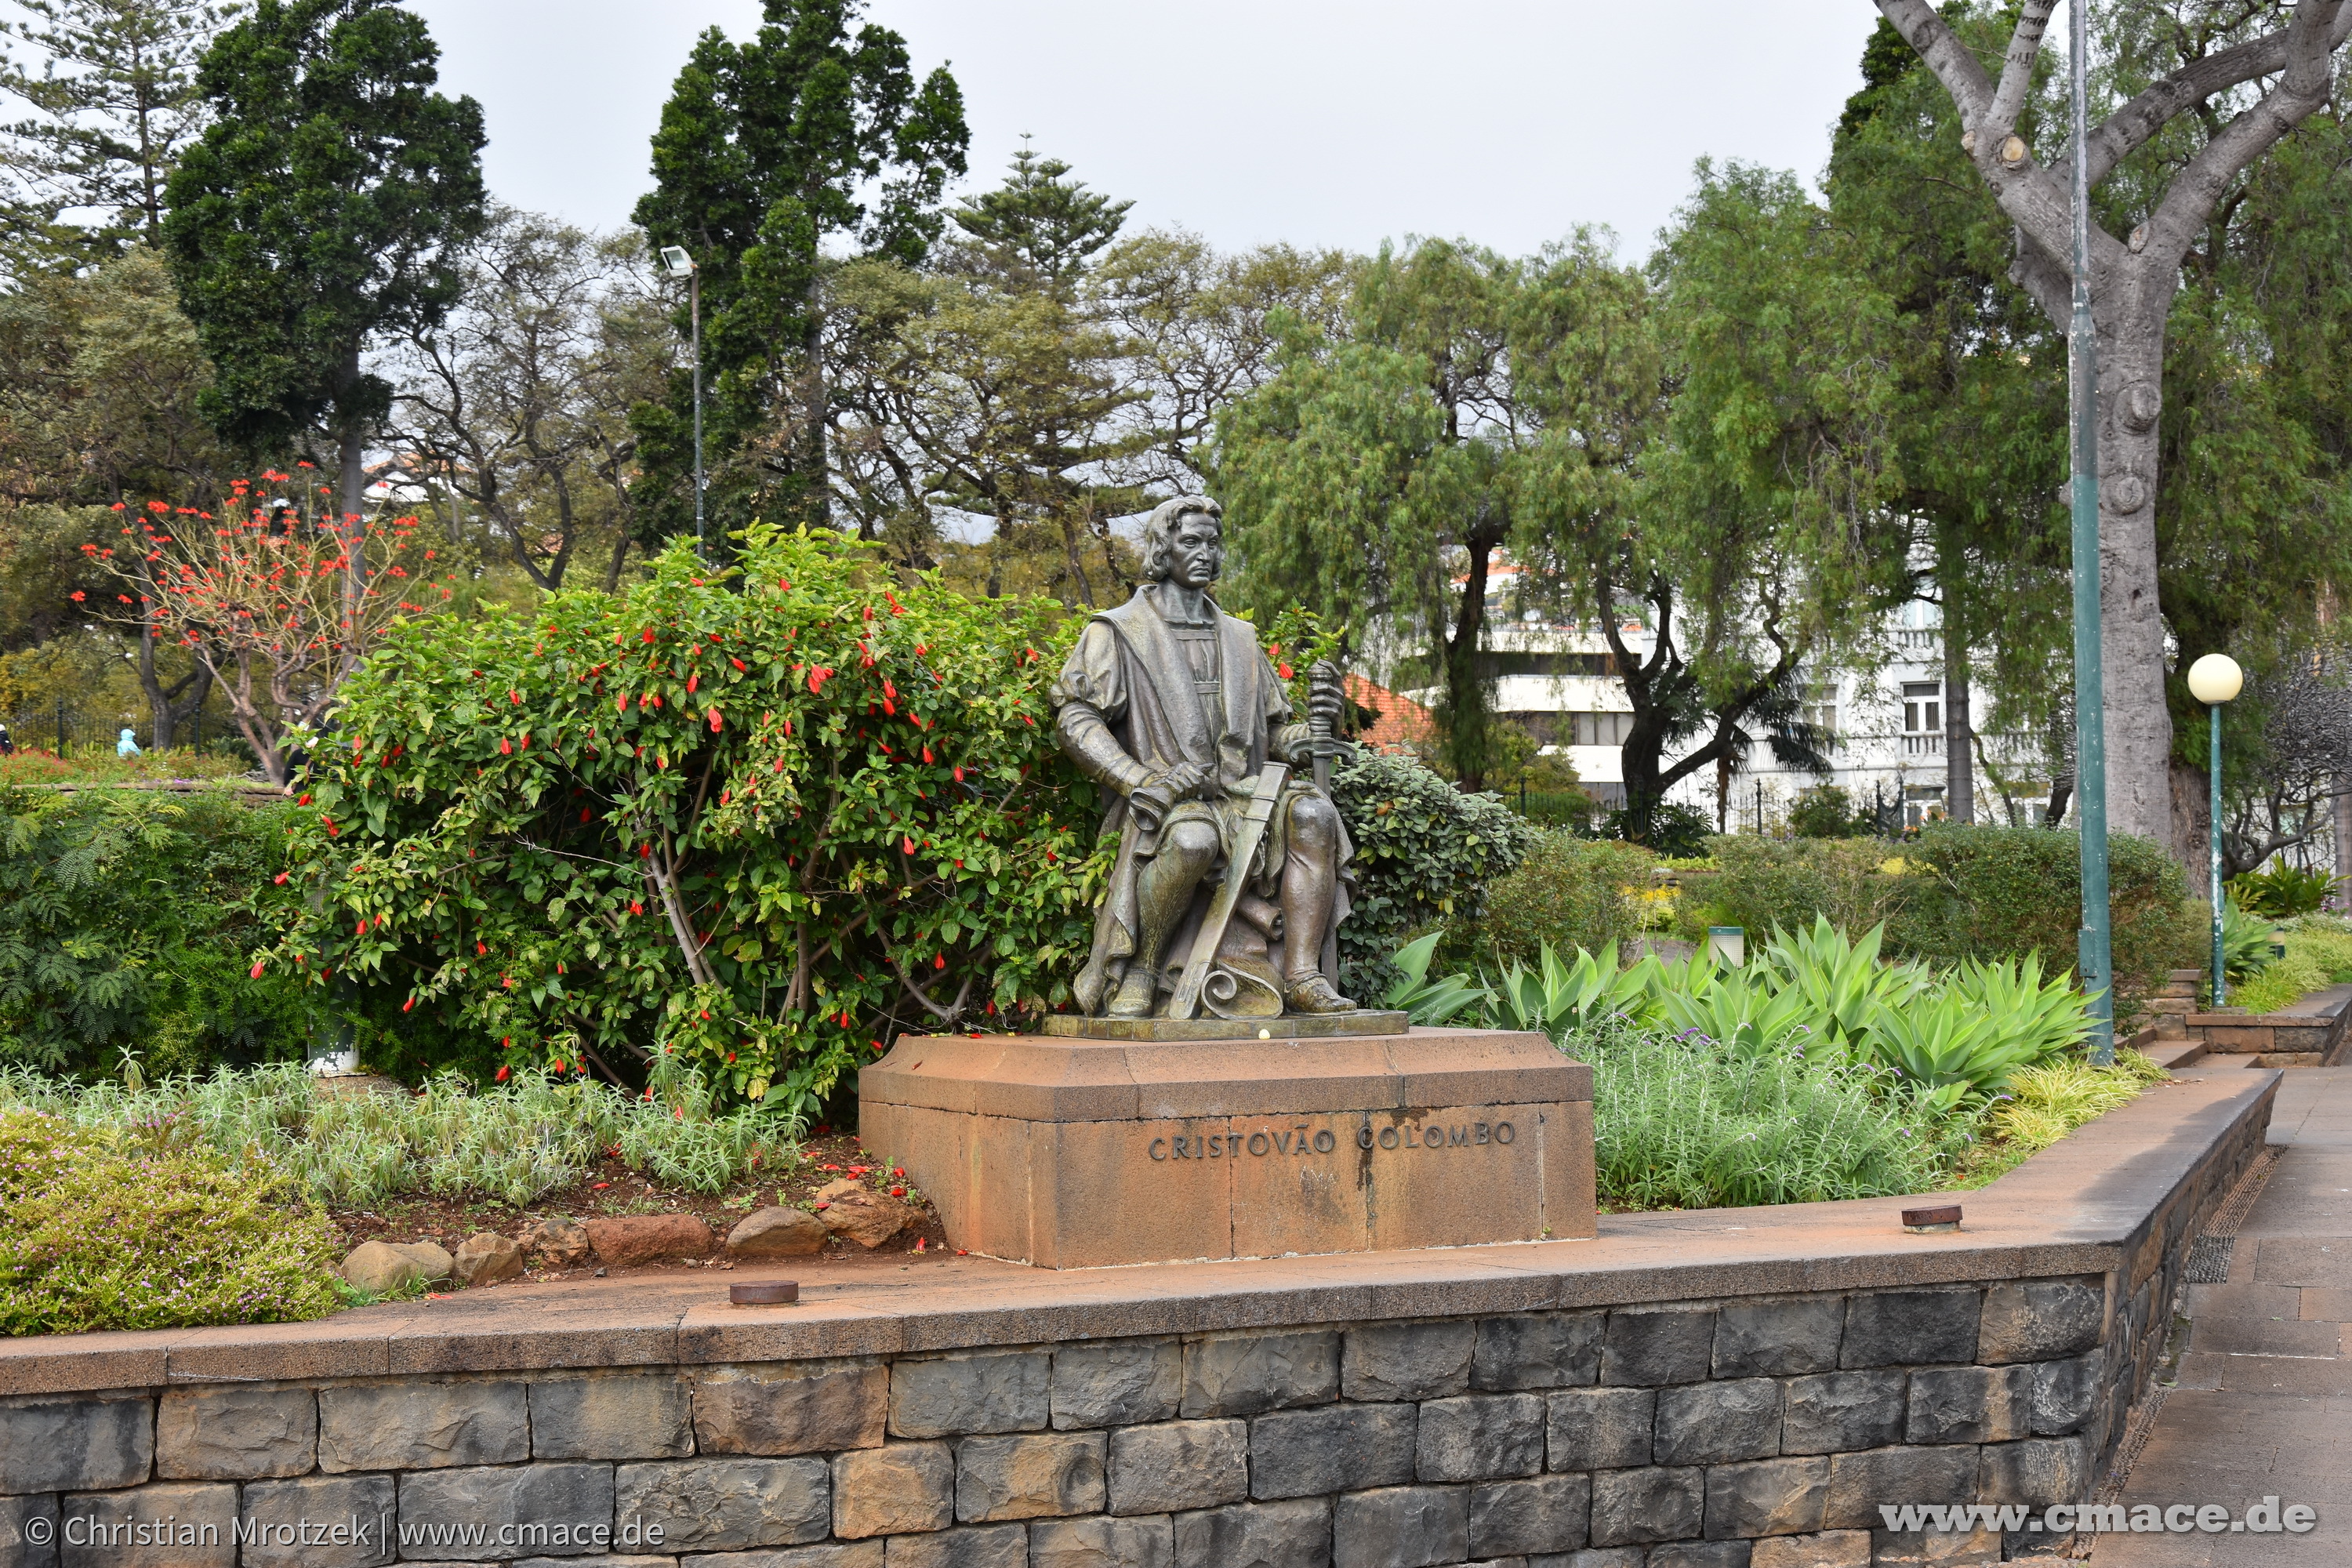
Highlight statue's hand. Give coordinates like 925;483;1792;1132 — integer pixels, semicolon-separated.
1155;760;1210;801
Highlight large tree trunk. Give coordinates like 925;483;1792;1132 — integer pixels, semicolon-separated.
1943;626;1974;824
2094;331;2180;858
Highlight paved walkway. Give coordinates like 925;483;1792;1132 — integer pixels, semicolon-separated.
2095;1068;2352;1565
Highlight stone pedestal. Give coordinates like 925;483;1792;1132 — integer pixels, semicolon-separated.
857;1025;1596;1269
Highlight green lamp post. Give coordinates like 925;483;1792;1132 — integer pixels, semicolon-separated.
2187;652;2243;1005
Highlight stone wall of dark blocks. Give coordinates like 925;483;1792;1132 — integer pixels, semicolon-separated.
0;1110;2267;1568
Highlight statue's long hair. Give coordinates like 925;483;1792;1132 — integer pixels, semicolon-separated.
1139;495;1223;581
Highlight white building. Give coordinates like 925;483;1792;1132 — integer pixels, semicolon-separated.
1403;567;2057;831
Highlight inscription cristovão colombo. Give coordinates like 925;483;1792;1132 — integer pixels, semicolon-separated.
1146;1117;1519;1161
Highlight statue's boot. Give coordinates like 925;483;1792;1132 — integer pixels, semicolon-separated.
1283;973;1355;1014
1108;967;1159;1018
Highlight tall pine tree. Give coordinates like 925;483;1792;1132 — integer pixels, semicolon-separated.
631;0;967;542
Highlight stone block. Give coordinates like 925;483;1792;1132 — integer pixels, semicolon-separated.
724;1208;828;1259
1027;1515;1173;1568
1587;1466;1703;1547
1645;1544;1751;1568
318;1381;528;1472
238;1475;394;1568
1247;1404;1417;1500
1170;1498;1330;1568
953;1432;1103;1523
1179;1331;1338;1418
1;1396;152;1494
1544;1388;1653;1473
1712;1298;1844;1377
1471;1312;1603;1392
1976;1438;2088;1509
1701;1456;1828;1538
1748;1532;1871;1568
1106;1421;1248;1515
1779;1372;1906;1456
1838;1290;1979;1370
155;1387;314;1479
1820;1446;1979;1531
614;1460;829;1552
2028;1350;2103;1436
583;1215;713;1266
1904;1367;2028;1446
1468;1475;1588;1558
829;1443;952;1539
1341;1322;1472;1403
874;1524;1025;1568
1050;1341;1181;1430
532;1375;693;1461
342;1240;435;1295
1977;1279;2105;1365
60;1482;234;1568
1653;1380;1781;1466
452;1232;524;1287
682;1547;880;1568
695;1363;885;1455
3;1494;59;1568
395;1464;615;1561
1599;1307;1715;1386
889;1353;1049;1439
1330;1485;1467;1568
1865;1526;2000;1566
1416;1394;1544;1482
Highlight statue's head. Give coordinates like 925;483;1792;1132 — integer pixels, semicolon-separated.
1141;495;1224;587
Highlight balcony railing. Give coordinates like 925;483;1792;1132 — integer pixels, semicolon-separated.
1902;734;1944;757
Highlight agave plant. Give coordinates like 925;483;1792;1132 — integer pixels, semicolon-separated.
1490;942;1662;1039
1381;931;1490;1026
1648;953;1821;1057
2218;896;2274;983
1933;953;2092;1065
1757;917;1930;1056
1862;986;2048;1095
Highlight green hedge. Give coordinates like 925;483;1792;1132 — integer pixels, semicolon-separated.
0;787;315;1078
1458;830;1655;964
1691;825;2196;998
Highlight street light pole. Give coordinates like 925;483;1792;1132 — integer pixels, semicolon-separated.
659;245;705;559
2187;653;2244;1007
2069;0;2114;1063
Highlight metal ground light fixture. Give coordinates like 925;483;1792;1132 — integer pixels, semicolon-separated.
2187;652;2244;1006
659;245;704;558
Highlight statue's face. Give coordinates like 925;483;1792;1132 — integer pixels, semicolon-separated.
1166;515;1223;588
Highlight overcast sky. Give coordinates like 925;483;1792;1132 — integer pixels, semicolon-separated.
402;1;1885;263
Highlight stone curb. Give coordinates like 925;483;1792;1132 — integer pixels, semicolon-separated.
0;1069;2276;1397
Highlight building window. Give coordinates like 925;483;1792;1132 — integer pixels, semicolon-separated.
1901;682;1941;734
1570;711;1633;746
1801;682;1838;749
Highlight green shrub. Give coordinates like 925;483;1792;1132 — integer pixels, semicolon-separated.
1467;832;1655;964
1958;1051;2166;1187
1889;824;2194;996
0;1107;346;1334
1579;1023;1944;1208
2222;916;2352;1013
1595;798;1713;856
1331;750;1534;999
0;1062;801;1208
2229;858;2339;918
1788;785;1871;839
0;787;316;1077
1702;836;1910;941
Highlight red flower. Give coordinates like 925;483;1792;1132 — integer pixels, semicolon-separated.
891;1185;906;1197
731;657;746;672
499;737;513;755
495;1065;510;1082
68;590;85;601
274;872;289;884
249;960;266;978
808;666;834;694
708;707;723;732
1278;663;1294;680
402;996;415;1013
935;953;946;970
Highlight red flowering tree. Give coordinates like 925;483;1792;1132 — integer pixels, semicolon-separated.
85;470;452;782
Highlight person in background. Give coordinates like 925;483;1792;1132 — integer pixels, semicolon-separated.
117;727;141;757
0;720;13;756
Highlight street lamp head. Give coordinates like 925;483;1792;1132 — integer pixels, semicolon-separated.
2187;652;2244;706
659;245;694;279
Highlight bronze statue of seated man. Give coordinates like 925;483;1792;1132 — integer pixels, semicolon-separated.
1051;495;1356;1020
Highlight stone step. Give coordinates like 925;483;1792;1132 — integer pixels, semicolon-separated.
2139;1039;2208;1070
